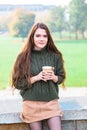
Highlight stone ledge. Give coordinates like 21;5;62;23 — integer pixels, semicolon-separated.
0;95;87;124
0;109;87;124
62;109;87;120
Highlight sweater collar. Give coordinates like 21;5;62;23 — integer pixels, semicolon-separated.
32;47;47;54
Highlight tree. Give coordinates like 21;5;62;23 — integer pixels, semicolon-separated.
0;15;11;33
69;0;87;39
9;9;35;38
49;6;66;38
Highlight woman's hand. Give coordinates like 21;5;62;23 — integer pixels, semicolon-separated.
42;71;58;83
30;69;58;84
30;71;47;84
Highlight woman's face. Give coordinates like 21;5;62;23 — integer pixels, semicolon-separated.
34;28;48;50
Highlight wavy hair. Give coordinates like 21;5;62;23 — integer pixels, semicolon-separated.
11;22;66;88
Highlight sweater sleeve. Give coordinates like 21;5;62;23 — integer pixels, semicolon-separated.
56;56;65;85
15;78;29;90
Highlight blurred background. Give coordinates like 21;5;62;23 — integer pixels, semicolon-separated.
0;0;87;89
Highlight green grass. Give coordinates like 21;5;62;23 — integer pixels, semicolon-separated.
0;36;23;89
0;35;87;89
55;40;87;87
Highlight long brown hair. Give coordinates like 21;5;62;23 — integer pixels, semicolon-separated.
11;22;66;88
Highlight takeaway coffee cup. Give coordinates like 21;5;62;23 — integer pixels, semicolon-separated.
42;66;53;72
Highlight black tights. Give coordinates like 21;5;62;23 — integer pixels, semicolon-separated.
29;116;62;130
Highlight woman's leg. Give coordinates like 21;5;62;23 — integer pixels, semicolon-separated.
29;121;43;130
47;116;62;130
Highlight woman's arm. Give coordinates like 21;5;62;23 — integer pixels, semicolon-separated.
30;71;47;84
56;56;65;84
15;78;29;90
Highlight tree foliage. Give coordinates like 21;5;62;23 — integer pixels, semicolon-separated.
0;16;11;32
69;0;87;39
9;9;35;38
49;6;66;38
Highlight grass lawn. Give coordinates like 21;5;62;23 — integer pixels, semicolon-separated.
55;40;87;87
0;35;87;89
0;36;23;89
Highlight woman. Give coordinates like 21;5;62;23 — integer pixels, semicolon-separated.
11;22;66;130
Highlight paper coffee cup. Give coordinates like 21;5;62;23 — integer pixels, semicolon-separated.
42;66;53;72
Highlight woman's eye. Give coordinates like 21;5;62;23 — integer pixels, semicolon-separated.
43;35;47;37
35;34;47;38
36;34;40;37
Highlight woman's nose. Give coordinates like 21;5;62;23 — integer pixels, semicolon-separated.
40;36;44;40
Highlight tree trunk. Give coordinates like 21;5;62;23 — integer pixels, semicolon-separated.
69;31;72;40
81;31;85;39
75;31;78;40
59;32;62;39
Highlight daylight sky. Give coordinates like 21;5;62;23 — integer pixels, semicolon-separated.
0;0;71;6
